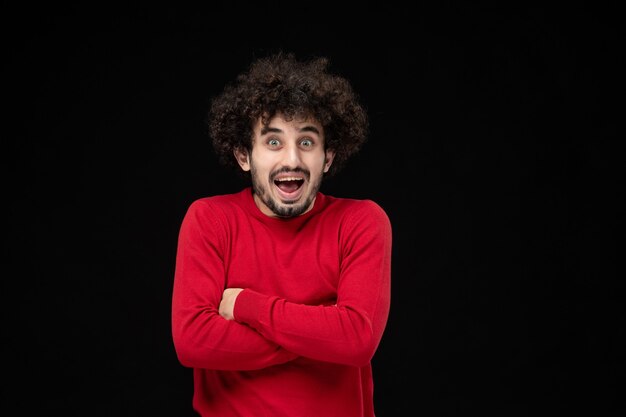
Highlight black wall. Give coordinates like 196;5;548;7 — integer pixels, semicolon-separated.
4;3;622;416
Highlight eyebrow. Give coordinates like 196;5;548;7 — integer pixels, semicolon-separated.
260;125;321;135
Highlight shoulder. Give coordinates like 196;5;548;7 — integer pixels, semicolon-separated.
183;190;247;228
187;194;235;212
186;190;246;214
324;194;389;216
322;194;391;228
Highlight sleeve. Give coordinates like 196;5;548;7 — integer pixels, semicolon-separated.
171;199;298;370
233;201;392;367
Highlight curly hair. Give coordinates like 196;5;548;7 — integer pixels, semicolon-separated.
208;52;369;177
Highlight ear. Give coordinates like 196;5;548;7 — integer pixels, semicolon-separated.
323;149;335;173
233;148;251;172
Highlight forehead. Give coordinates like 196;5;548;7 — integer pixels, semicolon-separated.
254;114;323;133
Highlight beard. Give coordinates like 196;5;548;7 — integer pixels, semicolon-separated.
250;163;324;218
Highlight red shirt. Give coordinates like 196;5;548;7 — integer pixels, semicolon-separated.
172;187;392;417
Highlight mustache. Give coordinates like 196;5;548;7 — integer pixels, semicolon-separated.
270;167;310;181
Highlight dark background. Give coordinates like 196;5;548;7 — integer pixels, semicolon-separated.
4;3;623;416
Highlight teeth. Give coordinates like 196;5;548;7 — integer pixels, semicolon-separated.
275;177;303;182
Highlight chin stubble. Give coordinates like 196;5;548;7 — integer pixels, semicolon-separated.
250;165;324;218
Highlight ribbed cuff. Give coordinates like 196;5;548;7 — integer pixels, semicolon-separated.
233;289;269;328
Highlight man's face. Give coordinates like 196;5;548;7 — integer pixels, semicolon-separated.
234;114;334;218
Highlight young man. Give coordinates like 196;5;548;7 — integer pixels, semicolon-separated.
172;52;392;417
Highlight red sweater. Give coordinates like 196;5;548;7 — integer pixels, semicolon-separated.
172;187;392;417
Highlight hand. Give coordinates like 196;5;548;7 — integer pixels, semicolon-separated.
219;288;244;320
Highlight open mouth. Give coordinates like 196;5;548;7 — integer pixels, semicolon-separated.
273;177;305;201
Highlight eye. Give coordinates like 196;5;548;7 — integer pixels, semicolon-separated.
268;138;281;147
300;138;313;147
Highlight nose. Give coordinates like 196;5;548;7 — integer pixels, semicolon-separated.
284;143;302;166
